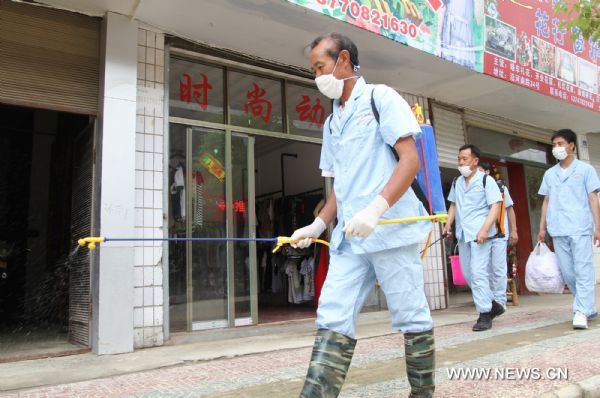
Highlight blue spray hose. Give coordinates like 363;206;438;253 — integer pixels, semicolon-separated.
104;237;278;243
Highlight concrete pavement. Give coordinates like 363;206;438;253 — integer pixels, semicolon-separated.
0;291;599;397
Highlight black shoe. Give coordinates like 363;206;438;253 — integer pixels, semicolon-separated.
491;300;506;320
472;312;492;331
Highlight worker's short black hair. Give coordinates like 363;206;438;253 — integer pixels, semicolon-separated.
479;160;491;171
551;129;577;144
459;144;481;159
310;33;360;69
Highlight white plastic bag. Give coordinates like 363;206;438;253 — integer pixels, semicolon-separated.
525;242;564;294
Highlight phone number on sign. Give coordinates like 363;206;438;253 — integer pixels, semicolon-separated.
316;0;418;38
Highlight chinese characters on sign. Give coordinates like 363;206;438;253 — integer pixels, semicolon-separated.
295;95;326;128
172;60;333;134
216;199;247;213
179;73;213;111
484;0;599;112
245;83;273;123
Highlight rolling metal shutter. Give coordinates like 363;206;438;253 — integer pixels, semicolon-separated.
431;103;466;168
0;2;100;115
463;109;552;144
69;122;95;346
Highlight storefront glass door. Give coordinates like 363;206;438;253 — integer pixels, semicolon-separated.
231;134;256;326
169;125;255;331
168;55;331;331
188;127;228;329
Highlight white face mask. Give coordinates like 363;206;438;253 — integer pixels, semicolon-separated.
458;165;473;178
315;57;357;99
552;146;569;161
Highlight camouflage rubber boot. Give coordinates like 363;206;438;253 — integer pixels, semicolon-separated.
404;329;435;398
299;329;357;398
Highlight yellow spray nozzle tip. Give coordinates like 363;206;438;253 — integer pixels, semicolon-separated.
78;237;105;250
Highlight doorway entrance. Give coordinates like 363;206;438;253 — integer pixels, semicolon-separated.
0;104;95;361
254;136;324;324
168;125;255;331
167;125;328;331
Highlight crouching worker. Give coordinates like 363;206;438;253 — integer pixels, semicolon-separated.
291;33;435;398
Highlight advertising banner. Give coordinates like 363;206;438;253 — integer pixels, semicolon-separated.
287;0;485;72
287;0;599;112
483;0;599;111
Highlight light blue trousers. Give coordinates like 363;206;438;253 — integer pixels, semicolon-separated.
553;235;597;317
458;240;493;313
317;240;433;338
488;238;508;306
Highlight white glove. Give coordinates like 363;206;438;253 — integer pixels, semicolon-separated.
343;195;389;238
290;217;327;248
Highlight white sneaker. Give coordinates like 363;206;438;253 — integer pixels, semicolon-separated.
573;312;588;329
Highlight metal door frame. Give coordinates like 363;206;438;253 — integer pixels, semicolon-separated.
183;126;258;330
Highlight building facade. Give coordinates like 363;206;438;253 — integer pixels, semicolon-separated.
0;0;598;357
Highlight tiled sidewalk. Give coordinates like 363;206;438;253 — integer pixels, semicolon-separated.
2;305;597;398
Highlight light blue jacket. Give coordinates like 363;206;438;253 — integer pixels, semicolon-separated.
448;170;502;242
320;77;430;254
538;159;600;237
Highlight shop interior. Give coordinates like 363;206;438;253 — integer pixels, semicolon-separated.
0;104;93;361
254;136;324;324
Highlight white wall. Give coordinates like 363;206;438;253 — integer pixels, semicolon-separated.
93;12;137;355
133;27;166;348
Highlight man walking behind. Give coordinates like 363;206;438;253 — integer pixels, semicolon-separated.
443;145;503;331
479;161;518;312
537;129;600;329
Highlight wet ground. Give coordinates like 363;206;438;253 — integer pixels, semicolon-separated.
1;292;598;397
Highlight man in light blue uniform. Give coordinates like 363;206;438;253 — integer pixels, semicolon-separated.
479;161;518;310
291;33;435;398
443;145;502;331
537;129;600;330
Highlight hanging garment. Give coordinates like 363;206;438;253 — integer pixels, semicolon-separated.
300;256;315;301
271;253;285;294
170;165;186;221
285;259;304;304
